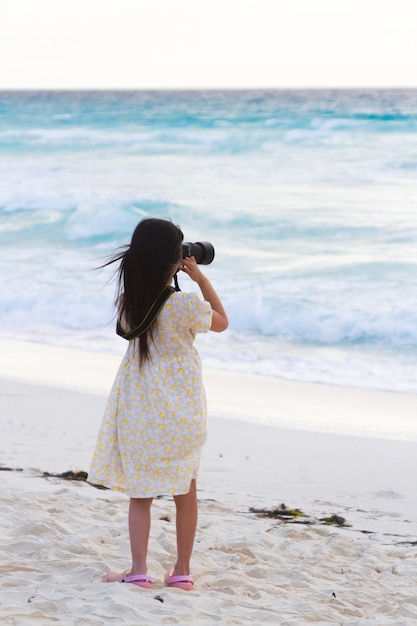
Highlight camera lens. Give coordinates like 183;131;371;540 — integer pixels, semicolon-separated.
182;241;215;265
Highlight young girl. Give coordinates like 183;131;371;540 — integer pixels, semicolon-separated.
89;217;228;591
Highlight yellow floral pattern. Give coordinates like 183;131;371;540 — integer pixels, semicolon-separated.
89;292;212;497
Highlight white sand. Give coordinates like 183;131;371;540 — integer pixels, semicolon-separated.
1;338;417;624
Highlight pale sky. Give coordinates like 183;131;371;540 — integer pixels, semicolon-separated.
1;0;417;89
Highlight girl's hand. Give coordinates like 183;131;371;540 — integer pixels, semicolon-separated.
179;256;204;284
179;256;228;332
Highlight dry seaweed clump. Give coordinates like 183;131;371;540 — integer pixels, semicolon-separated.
320;514;349;527
42;470;109;490
250;503;307;522
43;470;89;482
250;503;349;528
1;465;109;489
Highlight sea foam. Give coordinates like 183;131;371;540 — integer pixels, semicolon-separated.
1;89;416;395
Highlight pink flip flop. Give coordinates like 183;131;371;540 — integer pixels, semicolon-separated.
164;574;194;591
121;574;153;589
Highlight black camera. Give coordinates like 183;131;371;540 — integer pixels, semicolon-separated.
182;241;215;265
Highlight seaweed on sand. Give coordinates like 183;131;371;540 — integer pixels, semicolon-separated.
250;503;308;522
42;470;109;490
250;503;350;527
0;465;108;490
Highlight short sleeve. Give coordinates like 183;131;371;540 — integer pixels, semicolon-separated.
186;293;212;334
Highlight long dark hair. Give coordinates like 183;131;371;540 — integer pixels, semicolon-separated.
106;218;183;364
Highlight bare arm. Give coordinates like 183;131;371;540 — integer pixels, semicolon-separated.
179;257;228;332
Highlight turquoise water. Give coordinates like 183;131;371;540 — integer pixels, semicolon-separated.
0;90;416;393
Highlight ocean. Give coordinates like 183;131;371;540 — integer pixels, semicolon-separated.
0;89;416;394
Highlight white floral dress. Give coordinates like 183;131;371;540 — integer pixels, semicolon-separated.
89;291;212;497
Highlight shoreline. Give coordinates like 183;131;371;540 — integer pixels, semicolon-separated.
1;376;417;539
1;335;417;442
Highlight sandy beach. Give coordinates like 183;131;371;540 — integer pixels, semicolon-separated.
1;339;417;624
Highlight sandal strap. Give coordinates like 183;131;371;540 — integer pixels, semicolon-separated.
122;574;153;583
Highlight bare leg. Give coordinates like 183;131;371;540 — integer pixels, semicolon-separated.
129;497;153;574
102;497;153;582
171;479;198;576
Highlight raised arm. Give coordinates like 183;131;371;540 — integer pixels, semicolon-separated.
179;257;228;332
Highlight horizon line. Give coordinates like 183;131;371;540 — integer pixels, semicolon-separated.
1;85;417;92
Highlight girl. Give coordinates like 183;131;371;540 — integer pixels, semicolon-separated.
89;217;228;591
